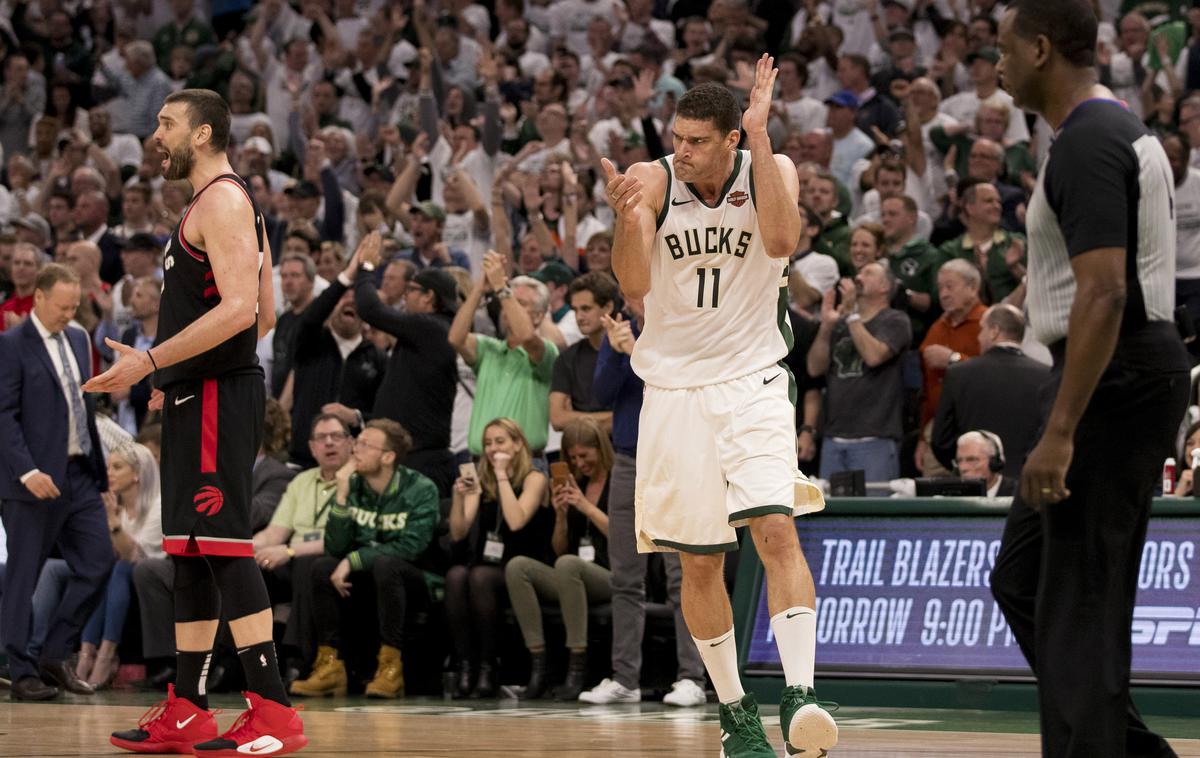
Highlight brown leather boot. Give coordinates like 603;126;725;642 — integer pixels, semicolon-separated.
289;645;347;697
364;645;404;699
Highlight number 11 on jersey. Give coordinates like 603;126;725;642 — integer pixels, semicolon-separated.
697;267;721;308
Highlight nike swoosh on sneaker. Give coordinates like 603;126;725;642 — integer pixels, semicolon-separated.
237;735;284;755
175;714;197;729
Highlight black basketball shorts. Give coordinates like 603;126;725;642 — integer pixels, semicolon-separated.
159;373;264;557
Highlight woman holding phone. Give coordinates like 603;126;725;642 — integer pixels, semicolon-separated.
505;419;613;700
447;418;552;698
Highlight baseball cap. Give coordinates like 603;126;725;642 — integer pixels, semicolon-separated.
12;212;50;241
124;232;162;252
824;90;860;109
966;47;1001;66
412;268;460;314
284;179;320;199
241;136;273;154
411;200;446;223
530;261;577;288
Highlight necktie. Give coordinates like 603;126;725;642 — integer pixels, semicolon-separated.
54;332;92;457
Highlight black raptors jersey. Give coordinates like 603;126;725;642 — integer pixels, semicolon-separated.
155;172;266;388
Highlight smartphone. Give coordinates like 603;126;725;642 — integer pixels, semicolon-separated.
459;462;480;493
550;461;572;490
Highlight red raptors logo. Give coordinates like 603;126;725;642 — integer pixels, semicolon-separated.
727;190;749;208
194;485;224;517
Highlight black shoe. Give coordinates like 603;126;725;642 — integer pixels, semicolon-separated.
39;660;94;695
556;651;587;702
133;664;176;692
12;675;59;701
470;661;497;699
453;659;473;699
521;650;549;700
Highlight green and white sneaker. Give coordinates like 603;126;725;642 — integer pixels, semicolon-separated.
780;685;839;756
717;693;776;758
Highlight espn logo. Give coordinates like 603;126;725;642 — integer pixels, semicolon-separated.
1131;607;1200;645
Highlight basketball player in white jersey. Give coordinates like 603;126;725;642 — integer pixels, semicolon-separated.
601;55;837;757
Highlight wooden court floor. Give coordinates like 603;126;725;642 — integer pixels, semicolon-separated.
4;696;1200;758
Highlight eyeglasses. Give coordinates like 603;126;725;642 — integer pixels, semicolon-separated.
311;432;348;443
352;438;390;453
954;456;985;465
405;283;426;293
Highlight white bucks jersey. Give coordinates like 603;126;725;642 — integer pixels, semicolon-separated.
631;150;793;389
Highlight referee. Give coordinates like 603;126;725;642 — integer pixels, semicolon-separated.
990;3;1189;757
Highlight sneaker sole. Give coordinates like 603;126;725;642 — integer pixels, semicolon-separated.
110;735;202;754
192;734;308;756
785;704;838;755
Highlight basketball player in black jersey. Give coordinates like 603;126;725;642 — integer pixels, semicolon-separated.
84;90;307;756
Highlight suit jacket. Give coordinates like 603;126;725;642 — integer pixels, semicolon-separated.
932;345;1051;477
0;318;107;501
98;231;126;286
995;476;1018;497
251;455;298;532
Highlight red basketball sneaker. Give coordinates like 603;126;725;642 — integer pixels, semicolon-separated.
110;684;218;753
192;691;307;756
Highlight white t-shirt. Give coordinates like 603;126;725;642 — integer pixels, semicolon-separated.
1176;168;1200;280
548;0;618;57
831;128;875;187
939;88;1031;145
775;95;828;137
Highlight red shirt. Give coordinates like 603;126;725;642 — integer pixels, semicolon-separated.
0;293;34;331
919;302;986;426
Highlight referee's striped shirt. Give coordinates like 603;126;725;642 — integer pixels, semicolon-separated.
1025;99;1176;347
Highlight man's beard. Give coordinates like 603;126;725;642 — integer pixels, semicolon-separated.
164;143;195;181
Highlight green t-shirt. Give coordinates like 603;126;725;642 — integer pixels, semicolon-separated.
938;229;1026;304
468;334;559;454
815;212;853;277
889;238;948;343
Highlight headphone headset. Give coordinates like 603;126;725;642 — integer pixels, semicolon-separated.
976;430;1006;474
953;430;1006;474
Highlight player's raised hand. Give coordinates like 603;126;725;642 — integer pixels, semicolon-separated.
82;339;154;393
601;157;643;221
742;54;778;137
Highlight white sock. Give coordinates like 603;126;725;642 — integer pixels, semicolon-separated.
770;606;816;689
694;628;746;705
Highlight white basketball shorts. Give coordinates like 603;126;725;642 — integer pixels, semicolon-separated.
634;365;825;553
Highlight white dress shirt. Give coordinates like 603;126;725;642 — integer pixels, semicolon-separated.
21;312;87;481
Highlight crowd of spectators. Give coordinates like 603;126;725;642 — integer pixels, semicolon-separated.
1;0;1198;701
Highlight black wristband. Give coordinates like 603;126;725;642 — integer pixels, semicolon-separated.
146;349;158;372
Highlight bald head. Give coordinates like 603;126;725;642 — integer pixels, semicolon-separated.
66;240;102;280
